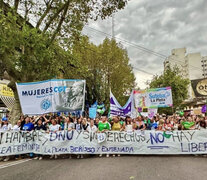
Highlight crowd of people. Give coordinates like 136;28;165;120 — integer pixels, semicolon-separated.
0;113;207;161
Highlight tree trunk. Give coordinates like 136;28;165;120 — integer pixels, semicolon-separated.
9;89;22;125
7;80;22;125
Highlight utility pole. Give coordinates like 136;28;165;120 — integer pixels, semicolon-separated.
112;14;115;39
108;14;115;99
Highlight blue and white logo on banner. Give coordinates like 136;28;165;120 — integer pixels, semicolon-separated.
41;99;51;110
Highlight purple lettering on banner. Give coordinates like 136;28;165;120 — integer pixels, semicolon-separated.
150;132;165;144
101;146;134;153
50;132;58;141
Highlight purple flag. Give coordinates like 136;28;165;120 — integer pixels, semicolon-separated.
202;105;206;113
110;91;133;118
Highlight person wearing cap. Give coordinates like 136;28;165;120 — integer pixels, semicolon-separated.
0;117;12;132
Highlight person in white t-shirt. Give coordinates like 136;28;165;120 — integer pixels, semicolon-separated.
12;120;21;131
0;117;12;132
86;119;98;133
49;119;61;133
49;119;60;159
64;117;74;131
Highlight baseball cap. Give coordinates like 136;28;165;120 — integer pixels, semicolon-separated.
2;117;8;121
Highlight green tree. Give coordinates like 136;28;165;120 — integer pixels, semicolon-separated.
148;66;190;114
99;38;135;106
61;36;104;105
0;12;72;123
0;0;129;123
63;37;136;107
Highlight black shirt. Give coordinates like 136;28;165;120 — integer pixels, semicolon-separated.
35;124;46;131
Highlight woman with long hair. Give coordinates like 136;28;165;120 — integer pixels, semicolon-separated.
134;116;146;130
49;119;61;159
124;116;134;133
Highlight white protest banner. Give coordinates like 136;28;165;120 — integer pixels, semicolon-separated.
146;87;173;108
134;87;173;108
16;79;86;115
1;130;207;156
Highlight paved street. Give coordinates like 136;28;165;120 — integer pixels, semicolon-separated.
0;155;207;180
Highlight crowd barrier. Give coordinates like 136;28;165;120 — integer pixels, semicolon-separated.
0;130;207;156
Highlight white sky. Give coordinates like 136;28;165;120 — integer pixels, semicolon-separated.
82;0;207;89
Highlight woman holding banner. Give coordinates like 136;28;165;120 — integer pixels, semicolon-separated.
157;119;165;131
124;116;134;133
98;116;111;158
87;119;97;132
74;118;84;159
134;116;146;131
64;116;74;131
111;116;123;132
82;118;89;130
63;116;74;159
75;117;83;131
22;117;34;131
49;119;61;159
34;119;46;160
164;118;173;131
12;120;22;131
49;119;61;133
111;116;123;157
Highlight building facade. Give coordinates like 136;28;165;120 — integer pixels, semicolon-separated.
164;48;207;110
164;48;188;78
164;48;204;81
201;56;207;78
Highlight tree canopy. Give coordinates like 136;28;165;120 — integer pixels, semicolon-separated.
62;36;135;107
0;0;130;123
0;0;130;85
